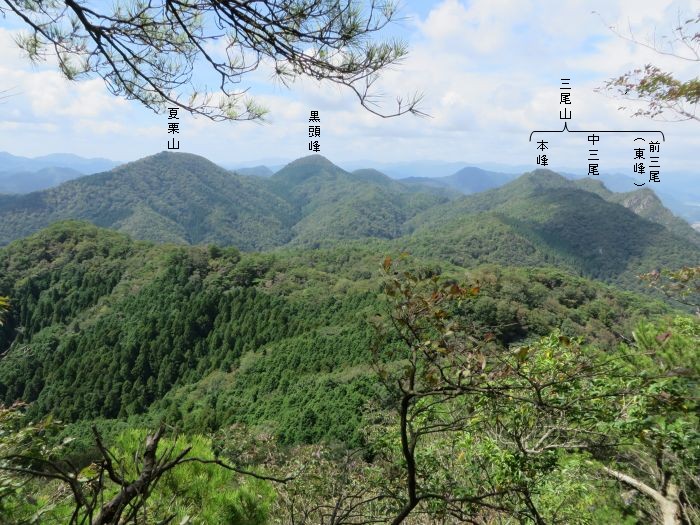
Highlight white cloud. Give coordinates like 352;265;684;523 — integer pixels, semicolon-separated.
418;0;534;54
0;0;697;171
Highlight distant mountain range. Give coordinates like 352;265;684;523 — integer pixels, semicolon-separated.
400;166;517;195
237;161;700;227
0;166;82;194
2;151;698;229
0;152;120;173
0;152;121;194
0;151;697;290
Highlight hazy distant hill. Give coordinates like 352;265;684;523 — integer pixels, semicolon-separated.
339;159;472;179
233;165;274;178
0;152;121;193
401;166;517;195
0;151;119;174
0;167;82;194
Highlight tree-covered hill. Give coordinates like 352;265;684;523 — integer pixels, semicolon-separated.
0;152;448;250
1;154;697;292
0;152;297;250
0;221;674;446
405;169;700;288
262;155;449;247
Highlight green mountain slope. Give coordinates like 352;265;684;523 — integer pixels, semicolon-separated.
1;155;697;292
264;155;448;246
0;222;672;445
0;152;296;250
572;178;700;246
0;153;447;250
406;170;700;288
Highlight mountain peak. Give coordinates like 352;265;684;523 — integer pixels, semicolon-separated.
497;169;571;196
272;154;348;186
522;169;569;184
152;150;214;163
617;187;664;212
112;151;227;175
282;154;342;171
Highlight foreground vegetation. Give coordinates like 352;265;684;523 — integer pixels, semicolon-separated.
0;222;697;523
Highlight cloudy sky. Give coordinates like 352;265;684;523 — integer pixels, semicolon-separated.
0;0;698;175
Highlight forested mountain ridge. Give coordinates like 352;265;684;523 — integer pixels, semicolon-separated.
264;155;449;247
0;221;674;443
405;169;700;288
572;178;700;245
0;153;697;292
0;152;448;250
0;152;296;250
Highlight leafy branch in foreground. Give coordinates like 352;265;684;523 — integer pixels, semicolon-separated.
640;266;700;315
601;316;700;525
215;423;392;525
0;407;286;524
366;256;645;524
597;12;699;122
1;0;425;121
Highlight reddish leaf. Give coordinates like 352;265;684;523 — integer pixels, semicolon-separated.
383;256;392;272
656;331;672;343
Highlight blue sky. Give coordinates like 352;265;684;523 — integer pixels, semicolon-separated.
0;0;698;177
